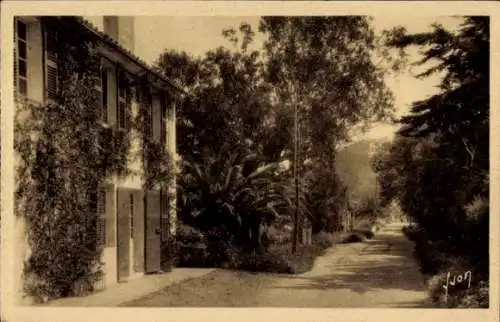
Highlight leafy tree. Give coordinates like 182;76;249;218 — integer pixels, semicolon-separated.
374;17;489;285
258;17;395;232
156;23;285;164
155;17;396;258
155;24;296;256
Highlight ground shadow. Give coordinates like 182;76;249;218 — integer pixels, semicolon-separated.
270;226;427;295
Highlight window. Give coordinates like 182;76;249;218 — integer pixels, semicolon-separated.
151;95;163;142
143;91;153;138
44;25;58;101
16;20;28;96
117;69;130;130
96;187;107;247
129;194;134;238
94;64;109;123
102;68;109;123
160;94;167;146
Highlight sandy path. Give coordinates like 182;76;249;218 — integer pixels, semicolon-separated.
123;223;429;308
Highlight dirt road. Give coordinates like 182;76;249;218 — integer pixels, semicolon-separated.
123;223;429;308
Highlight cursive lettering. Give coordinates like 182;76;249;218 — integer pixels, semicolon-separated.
443;270;472;302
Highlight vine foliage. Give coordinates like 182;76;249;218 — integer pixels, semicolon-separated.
15;17;132;302
134;81;177;268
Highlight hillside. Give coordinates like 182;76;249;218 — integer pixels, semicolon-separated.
335;138;386;205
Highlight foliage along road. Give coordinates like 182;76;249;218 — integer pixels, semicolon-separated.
123;223;429;308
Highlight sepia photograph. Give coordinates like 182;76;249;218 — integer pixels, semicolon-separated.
0;2;498;322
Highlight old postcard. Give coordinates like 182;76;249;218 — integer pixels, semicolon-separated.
1;1;498;322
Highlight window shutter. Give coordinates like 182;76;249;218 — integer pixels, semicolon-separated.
132;190;144;272
105;184;116;247
46;65;58;100
125;86;132;130
153;97;163;142
117;69;129;130
119;101;126;129
96;187;107;247
143;91;153;138
14;21;18;95
101;67;109;123
160;95;167;146
44;25;58;101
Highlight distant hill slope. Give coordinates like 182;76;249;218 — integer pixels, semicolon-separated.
335;138;386;205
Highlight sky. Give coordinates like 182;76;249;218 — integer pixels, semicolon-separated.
133;16;463;143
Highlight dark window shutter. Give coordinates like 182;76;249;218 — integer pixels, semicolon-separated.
96;187;107;247
129;194;134;238
44;24;58;101
46;65;58;100
125;88;132;130
133;190;144;272
96;217;106;247
105;184;116;247
160;95;166;146
101;68;109;123
119;101;126;129
45;29;57;61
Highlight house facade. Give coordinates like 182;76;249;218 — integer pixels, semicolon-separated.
12;16;181;304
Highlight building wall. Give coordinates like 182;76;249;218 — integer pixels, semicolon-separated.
12;17;178;303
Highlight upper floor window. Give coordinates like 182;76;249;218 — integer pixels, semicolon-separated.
44;25;58;101
143;91;153;139
93;62;109;124
117;69;131;130
160;94;168;146
16;20;28;96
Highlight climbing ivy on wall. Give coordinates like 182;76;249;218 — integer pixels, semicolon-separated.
134;78;176;191
135;79;177;246
15;16;177;302
14;17;132;302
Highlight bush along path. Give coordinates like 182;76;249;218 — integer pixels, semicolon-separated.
122;223;427;307
402;224;489;308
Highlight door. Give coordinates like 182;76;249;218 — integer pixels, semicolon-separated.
116;189;131;282
145;190;161;273
132;190;145;273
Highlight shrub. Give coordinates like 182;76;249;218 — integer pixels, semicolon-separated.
177;243;208;268
342;233;366;244
177;223;205;245
428;266;488;308
178;148;294;254
312;231;334;250
175;224;208;267
353;229;375;239
161;235;179;272
204;227;240;268
402;224;422;242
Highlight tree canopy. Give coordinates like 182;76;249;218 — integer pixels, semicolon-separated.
373;16;489;260
155;16;396;244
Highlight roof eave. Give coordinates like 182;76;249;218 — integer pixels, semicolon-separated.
71;17;188;97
